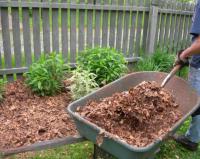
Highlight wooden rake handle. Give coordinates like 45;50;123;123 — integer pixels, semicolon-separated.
161;65;182;88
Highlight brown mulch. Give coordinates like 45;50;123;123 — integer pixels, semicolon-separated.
0;79;77;150
78;81;182;147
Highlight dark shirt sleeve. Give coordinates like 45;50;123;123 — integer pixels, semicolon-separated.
190;2;200;36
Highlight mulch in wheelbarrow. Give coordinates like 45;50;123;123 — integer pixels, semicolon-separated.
77;81;182;147
0;79;77;150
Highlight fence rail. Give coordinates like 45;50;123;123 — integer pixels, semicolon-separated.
0;0;195;80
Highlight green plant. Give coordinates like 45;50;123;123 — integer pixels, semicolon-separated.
178;67;189;79
152;49;175;72
77;47;127;86
25;53;69;96
135;58;160;71
0;79;6;101
69;68;99;100
135;49;175;72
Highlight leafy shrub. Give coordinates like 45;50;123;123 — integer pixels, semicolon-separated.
0;79;6;101
77;47;127;85
25;53;69;96
135;49;175;72
69;67;99;100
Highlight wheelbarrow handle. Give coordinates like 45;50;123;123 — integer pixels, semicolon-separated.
161;65;182;88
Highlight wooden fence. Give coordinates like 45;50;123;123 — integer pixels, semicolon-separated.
148;0;194;53
0;0;195;80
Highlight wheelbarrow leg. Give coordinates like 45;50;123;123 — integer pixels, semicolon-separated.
93;145;97;159
93;145;115;159
146;147;160;159
93;144;159;159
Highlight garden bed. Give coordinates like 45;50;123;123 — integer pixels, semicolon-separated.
0;79;77;150
77;81;183;147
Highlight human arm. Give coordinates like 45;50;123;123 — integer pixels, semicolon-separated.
180;35;200;60
178;0;200;62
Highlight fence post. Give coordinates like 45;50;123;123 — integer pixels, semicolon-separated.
146;0;159;55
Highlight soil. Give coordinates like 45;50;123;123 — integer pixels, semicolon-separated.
0;79;77;150
77;81;182;147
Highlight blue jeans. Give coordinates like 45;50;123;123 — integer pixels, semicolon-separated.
185;66;200;143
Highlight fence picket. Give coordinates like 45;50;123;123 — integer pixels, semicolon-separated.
70;0;77;64
185;4;192;46
94;0;101;46
102;1;109;47
1;7;13;80
128;0;137;56
42;5;51;54
187;17;193;45
128;12;136;57
168;1;177;52
116;0;124;51
32;0;41;60
154;12;161;48
186;4;193;46
1;7;12;68
176;3;184;50
184;4;190;46
142;0;149;52
174;3;181;51
163;2;171;49
78;0;85;51
180;3;188;49
173;4;181;52
109;0;117;48
22;7;32;66
61;8;69;61
86;1;93;48
161;1;168;48
122;0;131;56
11;7;22;67
158;12;166;47
135;0;143;56
52;0;59;53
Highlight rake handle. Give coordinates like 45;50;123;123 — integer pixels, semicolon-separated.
161;65;182;88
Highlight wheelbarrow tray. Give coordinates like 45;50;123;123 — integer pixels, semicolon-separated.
67;72;200;159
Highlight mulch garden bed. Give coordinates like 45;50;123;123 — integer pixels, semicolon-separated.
0;79;77;150
77;81;182;147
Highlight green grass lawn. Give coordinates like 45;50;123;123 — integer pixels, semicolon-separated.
9;118;199;159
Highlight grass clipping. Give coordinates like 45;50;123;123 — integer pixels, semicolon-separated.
77;81;182;147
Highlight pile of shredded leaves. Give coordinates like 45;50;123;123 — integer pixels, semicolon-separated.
77;81;182;147
0;79;77;150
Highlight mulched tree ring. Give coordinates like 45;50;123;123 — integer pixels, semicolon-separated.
0;79;77;150
78;81;183;148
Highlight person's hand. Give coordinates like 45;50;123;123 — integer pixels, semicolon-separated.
174;50;189;67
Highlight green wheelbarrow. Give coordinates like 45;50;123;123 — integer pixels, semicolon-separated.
67;72;200;159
